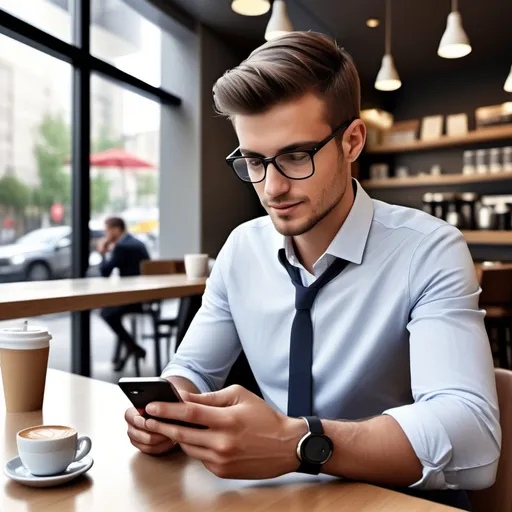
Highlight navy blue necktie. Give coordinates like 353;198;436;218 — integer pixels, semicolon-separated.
278;249;349;417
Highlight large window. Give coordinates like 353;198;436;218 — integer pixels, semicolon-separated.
90;75;160;257
0;0;72;43
91;0;161;88
0;0;180;377
0;34;73;374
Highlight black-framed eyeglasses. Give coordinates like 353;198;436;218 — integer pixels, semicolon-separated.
225;118;355;184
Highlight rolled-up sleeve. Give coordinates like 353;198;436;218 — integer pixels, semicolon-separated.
383;225;501;490
161;230;242;393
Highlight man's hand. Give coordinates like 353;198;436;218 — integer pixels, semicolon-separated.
97;237;113;256
144;385;306;479
125;407;176;455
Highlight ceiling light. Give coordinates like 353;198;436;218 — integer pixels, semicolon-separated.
375;0;401;91
265;0;293;40
504;65;512;93
366;18;380;28
438;0;471;59
232;0;270;16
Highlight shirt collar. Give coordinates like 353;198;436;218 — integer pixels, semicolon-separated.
275;178;374;266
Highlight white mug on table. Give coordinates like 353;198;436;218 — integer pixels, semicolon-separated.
184;254;209;279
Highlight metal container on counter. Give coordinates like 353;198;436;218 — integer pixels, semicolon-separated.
477;203;495;230
445;194;463;228
422;192;434;216
432;193;447;220
494;202;511;230
459;193;479;230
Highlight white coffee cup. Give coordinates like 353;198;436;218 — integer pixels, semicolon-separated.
17;425;92;476
184;254;209;279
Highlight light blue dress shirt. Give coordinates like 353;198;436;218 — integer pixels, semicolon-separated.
162;179;501;491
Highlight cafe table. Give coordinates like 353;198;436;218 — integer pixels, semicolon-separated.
0;275;206;376
0;369;459;511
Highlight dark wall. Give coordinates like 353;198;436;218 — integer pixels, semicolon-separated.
199;26;264;257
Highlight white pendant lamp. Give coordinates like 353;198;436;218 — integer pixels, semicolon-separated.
375;0;401;91
265;0;293;40
504;65;512;93
232;0;270;16
438;0;471;59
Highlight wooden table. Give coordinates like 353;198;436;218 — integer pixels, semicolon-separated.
0;275;206;321
0;275;206;377
0;370;458;512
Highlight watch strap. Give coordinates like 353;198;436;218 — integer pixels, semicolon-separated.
303;416;323;434
297;416;326;475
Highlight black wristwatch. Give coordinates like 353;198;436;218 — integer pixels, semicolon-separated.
296;416;333;475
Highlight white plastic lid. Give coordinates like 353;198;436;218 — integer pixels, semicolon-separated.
0;325;52;350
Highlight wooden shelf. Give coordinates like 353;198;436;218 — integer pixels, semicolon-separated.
361;171;512;190
365;124;512;154
462;231;512;246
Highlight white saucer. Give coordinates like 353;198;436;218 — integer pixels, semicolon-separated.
4;455;94;488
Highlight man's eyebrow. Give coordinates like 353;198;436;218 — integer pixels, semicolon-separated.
240;140;320;157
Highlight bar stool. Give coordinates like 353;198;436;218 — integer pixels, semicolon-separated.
479;263;512;369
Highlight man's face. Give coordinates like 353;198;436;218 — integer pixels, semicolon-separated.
233;93;350;237
105;225;121;244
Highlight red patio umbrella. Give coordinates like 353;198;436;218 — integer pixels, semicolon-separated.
88;148;155;210
89;148;155;170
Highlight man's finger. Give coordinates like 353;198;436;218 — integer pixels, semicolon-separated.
145;420;218;449
146;401;230;429
179;443;219;465
125;407;141;425
129;437;175;456
127;424;168;446
182;385;243;408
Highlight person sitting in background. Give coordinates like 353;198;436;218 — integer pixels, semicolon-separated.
97;217;150;371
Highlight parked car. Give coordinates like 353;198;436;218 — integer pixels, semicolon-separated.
0;225;104;282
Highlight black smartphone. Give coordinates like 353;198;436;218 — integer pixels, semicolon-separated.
118;377;206;429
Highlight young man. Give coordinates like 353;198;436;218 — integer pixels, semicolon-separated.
98;217;149;371
124;32;500;509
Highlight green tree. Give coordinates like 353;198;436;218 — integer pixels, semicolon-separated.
91;173;111;214
137;174;158;198
34;114;122;214
92;126;124;153
33;113;71;210
0;174;31;212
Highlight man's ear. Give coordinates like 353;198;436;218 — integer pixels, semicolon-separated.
343;119;366;163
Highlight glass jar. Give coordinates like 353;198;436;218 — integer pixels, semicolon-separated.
422;192;434;216
476;149;488;174
503;147;512;172
489;148;502;173
462;150;475;175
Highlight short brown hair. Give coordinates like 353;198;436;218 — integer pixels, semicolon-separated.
105;217;126;231
213;31;360;128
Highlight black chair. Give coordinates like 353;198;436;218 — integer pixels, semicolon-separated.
112;259;188;375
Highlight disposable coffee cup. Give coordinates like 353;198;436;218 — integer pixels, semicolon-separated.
0;324;52;413
184;254;209;279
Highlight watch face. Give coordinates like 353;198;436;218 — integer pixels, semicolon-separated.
303;435;332;464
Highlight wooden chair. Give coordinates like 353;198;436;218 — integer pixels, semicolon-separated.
470;368;512;512
479;264;512;369
140;259;186;276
